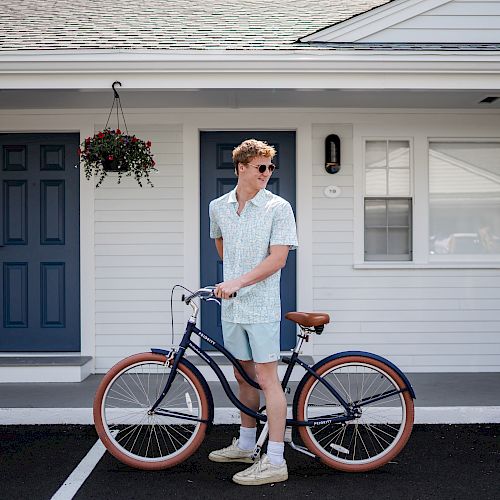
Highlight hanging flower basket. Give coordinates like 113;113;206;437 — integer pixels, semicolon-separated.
77;81;156;187
78;128;156;187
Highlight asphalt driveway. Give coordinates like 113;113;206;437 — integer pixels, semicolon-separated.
1;424;498;499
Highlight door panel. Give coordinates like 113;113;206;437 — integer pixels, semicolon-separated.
200;131;296;350
0;133;80;351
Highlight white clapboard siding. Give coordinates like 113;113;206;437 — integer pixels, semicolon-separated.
95;125;184;370
311;123;500;372
363;0;500;43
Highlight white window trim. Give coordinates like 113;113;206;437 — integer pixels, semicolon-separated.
356;136;415;264
355;134;500;269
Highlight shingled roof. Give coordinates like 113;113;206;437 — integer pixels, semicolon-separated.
0;0;392;51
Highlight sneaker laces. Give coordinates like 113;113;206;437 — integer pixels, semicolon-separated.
225;437;239;451
243;455;266;476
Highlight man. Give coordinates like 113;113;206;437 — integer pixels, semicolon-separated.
208;138;298;486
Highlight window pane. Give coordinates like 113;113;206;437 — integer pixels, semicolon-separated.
429;142;500;255
366;141;386;169
365;198;412;261
365;228;387;255
388;228;410;255
365;199;387;227
366;169;387;196
388;141;410;169
388;169;410;196
388;199;410;226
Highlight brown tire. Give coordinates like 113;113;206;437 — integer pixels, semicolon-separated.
296;356;414;472
94;352;210;470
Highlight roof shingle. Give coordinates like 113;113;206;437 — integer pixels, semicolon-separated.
0;0;390;51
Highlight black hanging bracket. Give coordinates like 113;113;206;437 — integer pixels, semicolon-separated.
112;81;122;99
105;81;128;135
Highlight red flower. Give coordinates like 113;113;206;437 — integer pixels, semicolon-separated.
152;160;156;166
116;128;121;134
77;147;82;155
98;132;104;139
85;137;90;143
132;137;138;143
108;155;114;160
146;141;151;148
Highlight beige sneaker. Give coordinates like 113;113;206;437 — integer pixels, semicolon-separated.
208;437;254;463
232;454;288;486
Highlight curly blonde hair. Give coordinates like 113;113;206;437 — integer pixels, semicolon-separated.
232;139;276;176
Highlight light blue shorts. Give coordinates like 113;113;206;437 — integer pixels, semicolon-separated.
221;320;281;364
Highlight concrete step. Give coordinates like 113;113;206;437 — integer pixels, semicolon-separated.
0;356;93;383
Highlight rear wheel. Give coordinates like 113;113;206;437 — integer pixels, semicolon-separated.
295;356;414;472
94;352;210;470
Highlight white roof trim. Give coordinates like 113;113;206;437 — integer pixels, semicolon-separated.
1;48;500;91
300;0;452;43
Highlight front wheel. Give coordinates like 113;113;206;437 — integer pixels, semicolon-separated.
295;356;414;472
93;352;210;470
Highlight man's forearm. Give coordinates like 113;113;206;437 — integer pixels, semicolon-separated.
214;245;289;299
238;254;285;288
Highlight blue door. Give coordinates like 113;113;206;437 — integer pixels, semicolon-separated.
200;131;296;351
0;133;80;351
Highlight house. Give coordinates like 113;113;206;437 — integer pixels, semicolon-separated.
1;0;499;382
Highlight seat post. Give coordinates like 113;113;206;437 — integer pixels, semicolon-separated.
292;327;309;354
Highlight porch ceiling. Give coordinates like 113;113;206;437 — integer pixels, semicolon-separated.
0;89;499;110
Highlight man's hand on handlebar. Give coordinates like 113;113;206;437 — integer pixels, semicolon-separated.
214;279;242;299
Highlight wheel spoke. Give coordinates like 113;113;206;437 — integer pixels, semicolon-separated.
301;359;412;469
96;357;207;466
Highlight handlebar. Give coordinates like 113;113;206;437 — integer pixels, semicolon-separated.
182;286;236;305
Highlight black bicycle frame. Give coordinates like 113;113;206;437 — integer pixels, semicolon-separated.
151;320;358;427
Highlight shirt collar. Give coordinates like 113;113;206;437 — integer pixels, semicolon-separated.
227;188;267;207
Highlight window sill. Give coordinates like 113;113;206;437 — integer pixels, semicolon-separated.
354;261;500;269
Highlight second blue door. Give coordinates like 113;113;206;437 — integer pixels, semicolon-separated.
200;131;296;351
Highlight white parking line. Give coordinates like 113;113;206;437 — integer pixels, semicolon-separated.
50;433;116;500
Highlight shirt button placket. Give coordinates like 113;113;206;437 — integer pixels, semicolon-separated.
235;209;244;323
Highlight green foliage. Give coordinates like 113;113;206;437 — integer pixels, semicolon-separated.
78;128;156;187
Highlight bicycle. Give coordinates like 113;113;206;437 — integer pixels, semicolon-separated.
94;286;415;473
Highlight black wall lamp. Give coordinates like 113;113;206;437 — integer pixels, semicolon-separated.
325;134;341;174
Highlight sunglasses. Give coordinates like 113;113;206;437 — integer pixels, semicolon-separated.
247;162;276;173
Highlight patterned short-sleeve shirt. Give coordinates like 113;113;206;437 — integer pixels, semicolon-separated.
209;188;298;323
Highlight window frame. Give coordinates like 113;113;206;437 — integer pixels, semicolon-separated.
427;137;500;264
361;137;414;263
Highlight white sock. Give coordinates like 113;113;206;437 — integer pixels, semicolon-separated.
238;426;256;450
267;440;285;465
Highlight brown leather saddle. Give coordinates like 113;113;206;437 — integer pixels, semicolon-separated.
285;311;330;333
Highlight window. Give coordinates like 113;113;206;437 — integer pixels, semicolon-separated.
429;141;500;257
364;140;412;261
